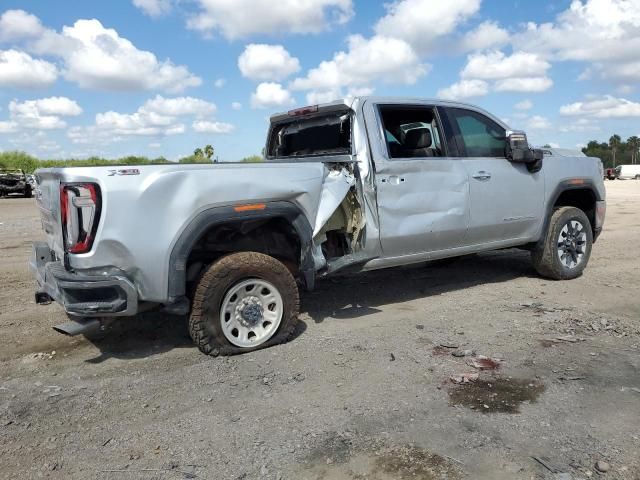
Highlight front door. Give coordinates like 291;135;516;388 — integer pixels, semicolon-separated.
440;107;544;245
364;102;470;258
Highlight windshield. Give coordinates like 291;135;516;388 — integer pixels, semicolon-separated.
267;113;352;159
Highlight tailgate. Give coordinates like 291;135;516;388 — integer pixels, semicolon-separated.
33;170;64;259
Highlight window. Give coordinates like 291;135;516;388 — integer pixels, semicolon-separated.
267;113;352;159
447;108;506;158
378;106;444;158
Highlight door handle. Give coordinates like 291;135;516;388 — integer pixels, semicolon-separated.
380;175;405;185
472;171;492;181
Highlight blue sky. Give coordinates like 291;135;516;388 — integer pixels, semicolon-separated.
0;0;639;160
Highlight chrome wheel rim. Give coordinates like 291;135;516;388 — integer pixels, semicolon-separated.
557;220;587;269
220;278;283;348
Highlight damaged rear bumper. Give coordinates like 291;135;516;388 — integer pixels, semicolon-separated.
30;241;138;317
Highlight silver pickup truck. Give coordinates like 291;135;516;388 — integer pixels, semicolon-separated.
31;97;606;356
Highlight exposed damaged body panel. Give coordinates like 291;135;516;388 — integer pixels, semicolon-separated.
35;162;330;301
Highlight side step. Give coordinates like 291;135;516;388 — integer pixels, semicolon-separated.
53;318;102;337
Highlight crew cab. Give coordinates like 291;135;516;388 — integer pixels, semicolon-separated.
31;97;606;355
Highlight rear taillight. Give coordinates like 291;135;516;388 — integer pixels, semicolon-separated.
59;183;101;254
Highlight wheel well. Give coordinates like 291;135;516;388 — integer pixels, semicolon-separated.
553;188;596;230
184;217;302;288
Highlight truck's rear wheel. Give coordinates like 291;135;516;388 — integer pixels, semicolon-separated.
531;206;593;280
189;252;300;356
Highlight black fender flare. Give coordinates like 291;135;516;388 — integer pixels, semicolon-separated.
167;201;315;302
538;178;603;247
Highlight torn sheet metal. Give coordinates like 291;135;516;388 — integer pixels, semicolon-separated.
313;167;355;237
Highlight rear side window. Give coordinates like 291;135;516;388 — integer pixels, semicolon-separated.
267;113;352;158
446;108;506;158
378;105;444;158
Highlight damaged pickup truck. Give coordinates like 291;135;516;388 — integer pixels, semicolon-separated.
31;97;606;355
0;169;33;198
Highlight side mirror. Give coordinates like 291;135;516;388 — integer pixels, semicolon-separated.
505;130;543;172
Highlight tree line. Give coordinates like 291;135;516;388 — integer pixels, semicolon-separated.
581;135;640;168
0;147;264;174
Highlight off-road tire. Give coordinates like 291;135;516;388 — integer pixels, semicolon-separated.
531;206;593;280
24;186;32;198
189;252;300;356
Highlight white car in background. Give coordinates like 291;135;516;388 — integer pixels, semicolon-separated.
615;165;640;179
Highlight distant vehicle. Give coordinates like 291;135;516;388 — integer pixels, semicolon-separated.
0;169;33;198
604;168;616;180
615;165;640;180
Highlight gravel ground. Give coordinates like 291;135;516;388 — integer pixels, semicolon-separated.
0;180;639;480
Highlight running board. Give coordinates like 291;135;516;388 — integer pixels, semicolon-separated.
324;251;376;276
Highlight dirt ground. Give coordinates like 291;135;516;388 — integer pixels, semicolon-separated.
1;181;639;480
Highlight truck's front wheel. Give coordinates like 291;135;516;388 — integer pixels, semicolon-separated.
531;206;593;280
189;252;300;356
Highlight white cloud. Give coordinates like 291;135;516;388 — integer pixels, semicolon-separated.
0;49;57;89
526;115;552;130
0;121;18;133
30;97;83;116
437;79;488;100
192;120;235;133
67;125;122;145
559;95;640;118
1;13;201;93
187;0;353;39
77;95;227;139
149;142;162;148
51;19;201;92
306;90;342;105
231;102;242;110
214;78;225;88
95;110;183;136
143;95;216;116
460;21;509;51
251;82;295;109
457;50;553;93
305;86;373;105
0;10;44;42
494;77;553;92
35;140;62;153
6;97;82;130
133;0;172;17
512;0;640;82
238;44;300;82
515;99;533;110
558;118;601;133
375;0;480;53
461;50;550;80
290;35;428;92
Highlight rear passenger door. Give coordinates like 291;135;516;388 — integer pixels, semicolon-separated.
440;107;544;245
364;102;470;258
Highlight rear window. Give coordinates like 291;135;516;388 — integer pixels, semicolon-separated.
267;113;352;159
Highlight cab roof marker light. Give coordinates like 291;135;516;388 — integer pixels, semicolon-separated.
288;105;319;116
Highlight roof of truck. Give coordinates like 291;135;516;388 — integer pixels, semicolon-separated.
270;96;509;129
